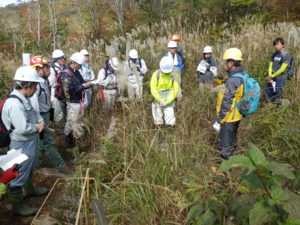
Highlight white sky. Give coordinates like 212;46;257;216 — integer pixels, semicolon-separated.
0;0;22;7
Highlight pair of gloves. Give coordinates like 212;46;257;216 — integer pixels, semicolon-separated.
0;164;19;184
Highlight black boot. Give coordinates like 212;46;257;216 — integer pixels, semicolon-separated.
65;133;75;149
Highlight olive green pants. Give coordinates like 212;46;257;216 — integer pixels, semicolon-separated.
38;112;66;169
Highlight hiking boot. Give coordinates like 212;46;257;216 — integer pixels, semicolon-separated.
23;177;48;197
66;133;76;149
9;187;37;216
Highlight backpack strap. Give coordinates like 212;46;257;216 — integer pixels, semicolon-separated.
104;67;109;79
38;83;45;97
6;95;23;131
52;65;58;76
8;95;23;104
156;70;161;86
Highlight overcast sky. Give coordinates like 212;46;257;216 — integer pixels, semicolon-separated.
0;0;19;7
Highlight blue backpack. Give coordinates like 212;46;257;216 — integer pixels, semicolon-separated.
232;73;261;116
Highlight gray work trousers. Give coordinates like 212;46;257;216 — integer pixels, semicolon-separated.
9;137;39;188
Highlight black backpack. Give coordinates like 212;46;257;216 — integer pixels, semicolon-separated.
128;58;142;71
0;95;23;148
287;57;296;79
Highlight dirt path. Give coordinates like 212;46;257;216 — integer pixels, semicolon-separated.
0;114;118;225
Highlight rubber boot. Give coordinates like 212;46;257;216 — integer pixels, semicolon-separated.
156;125;164;144
65;133;76;149
23;177;48;197
166;125;175;136
9;186;37;216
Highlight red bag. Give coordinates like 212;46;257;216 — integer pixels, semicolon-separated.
98;87;105;102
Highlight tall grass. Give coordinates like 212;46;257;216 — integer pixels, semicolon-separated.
0;19;300;224
82;21;300;224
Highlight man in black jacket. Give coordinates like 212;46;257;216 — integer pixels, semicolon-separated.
61;52;91;148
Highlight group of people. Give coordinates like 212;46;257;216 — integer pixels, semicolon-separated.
0;35;293;216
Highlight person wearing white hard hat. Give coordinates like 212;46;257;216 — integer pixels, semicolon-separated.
150;57;180;141
1;66;48;216
49;49;66;85
49;49;67;123
60;52;92;148
94;57;119;110
79;49;95;109
125;49;148;100
165;41;184;73
196;46;217;90
165;41;184;101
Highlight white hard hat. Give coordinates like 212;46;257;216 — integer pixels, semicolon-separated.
70;52;85;65
14;66;42;83
203;46;212;54
52;49;65;59
168;41;177;48
129;49;138;59
109;57;120;70
80;49;89;56
159;57;173;73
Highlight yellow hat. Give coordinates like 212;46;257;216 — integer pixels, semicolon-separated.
223;48;243;61
171;34;180;41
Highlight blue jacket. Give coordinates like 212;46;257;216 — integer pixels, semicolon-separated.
164;52;184;72
61;65;85;103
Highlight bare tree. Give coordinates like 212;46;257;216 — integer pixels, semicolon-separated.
87;0;103;39
47;0;58;50
110;0;125;34
27;1;41;47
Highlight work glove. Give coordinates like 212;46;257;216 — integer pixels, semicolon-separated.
212;121;221;133
160;100;167;107
0;164;19;184
210;67;218;77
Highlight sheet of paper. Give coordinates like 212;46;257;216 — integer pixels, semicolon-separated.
0;149;28;171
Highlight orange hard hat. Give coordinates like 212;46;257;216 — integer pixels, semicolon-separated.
30;55;51;68
171;34;180;41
